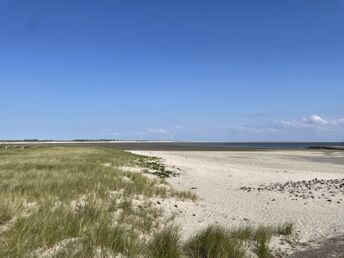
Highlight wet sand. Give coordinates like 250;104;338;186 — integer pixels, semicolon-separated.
291;235;344;258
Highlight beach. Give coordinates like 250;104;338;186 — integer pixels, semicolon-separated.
131;149;344;255
1;144;343;257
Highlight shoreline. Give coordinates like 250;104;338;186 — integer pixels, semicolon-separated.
1;141;344;152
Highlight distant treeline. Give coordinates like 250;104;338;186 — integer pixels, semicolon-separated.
72;139;118;142
0;139;118;142
0;139;51;142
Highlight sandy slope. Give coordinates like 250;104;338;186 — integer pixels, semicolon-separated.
131;150;344;250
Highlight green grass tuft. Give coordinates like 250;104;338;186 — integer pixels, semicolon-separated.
184;225;246;258
183;223;294;258
149;225;182;258
136;157;180;178
254;226;273;258
0;205;12;225
274;222;294;236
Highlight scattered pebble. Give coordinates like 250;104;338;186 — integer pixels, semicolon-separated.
239;178;344;203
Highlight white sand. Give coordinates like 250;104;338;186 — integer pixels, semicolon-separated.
131;150;344;247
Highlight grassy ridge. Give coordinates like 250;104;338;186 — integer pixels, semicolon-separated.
0;146;188;257
150;223;293;258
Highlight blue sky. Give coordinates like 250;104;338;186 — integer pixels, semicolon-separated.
1;0;343;141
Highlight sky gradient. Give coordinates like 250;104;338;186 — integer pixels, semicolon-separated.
1;0;344;141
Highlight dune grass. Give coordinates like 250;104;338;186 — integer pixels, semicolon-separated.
184;225;246;258
184;223;294;258
147;223;294;258
274;222;294;236
0;194;23;226
136;156;180;178
149;225;182;258
0;204;12;225
0;146;192;257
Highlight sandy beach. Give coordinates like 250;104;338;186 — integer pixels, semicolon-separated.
131;150;344;255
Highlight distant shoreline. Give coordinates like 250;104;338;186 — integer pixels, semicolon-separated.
1;141;344;151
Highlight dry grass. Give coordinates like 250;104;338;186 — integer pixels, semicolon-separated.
0;146;193;257
149;225;182;258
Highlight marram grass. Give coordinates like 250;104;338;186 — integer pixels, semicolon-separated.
0;146;188;257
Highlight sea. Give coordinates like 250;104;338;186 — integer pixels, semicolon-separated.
87;141;344;151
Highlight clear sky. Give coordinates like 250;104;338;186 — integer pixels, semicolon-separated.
1;0;343;141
